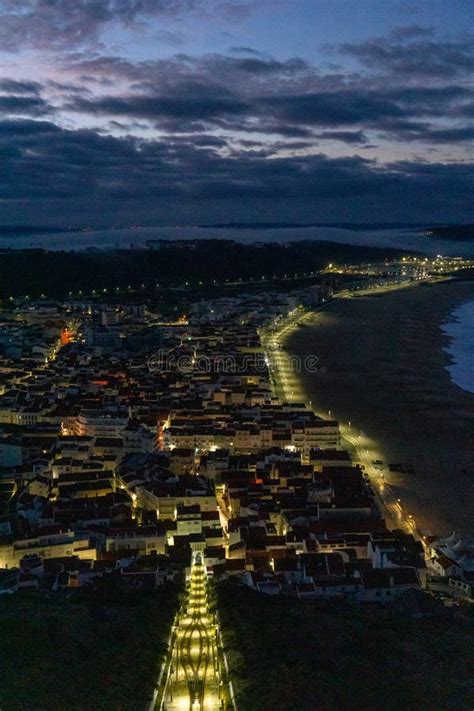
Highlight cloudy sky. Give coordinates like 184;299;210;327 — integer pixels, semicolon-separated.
0;0;473;226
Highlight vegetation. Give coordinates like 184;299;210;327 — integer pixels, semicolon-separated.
217;580;474;711
0;240;414;299
0;579;182;711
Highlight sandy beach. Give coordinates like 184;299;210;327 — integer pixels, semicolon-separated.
284;280;474;537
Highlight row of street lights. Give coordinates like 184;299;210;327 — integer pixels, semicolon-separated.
6;270;321;304
265;313;421;544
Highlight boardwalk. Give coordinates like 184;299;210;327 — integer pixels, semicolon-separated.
158;554;232;711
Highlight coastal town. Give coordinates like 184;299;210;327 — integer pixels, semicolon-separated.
0;258;473;709
2;0;474;706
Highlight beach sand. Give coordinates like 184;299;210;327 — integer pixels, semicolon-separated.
285;280;474;537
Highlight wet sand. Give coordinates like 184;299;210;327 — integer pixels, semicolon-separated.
285;280;474;537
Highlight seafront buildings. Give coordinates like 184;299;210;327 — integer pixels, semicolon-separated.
0;268;473;703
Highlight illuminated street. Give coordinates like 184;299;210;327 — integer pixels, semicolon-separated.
158;555;232;711
262;297;427;547
339;424;421;539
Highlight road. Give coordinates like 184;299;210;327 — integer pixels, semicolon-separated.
338;423;420;537
157;555;232;711
61;271;322;302
261;284;429;547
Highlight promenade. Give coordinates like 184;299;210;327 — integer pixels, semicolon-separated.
156;555;233;711
260;288;428;545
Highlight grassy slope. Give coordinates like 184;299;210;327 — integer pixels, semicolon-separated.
217;581;474;711
0;583;181;711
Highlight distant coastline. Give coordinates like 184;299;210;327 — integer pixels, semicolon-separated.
198;221;429;231
426;224;474;241
2;222;474;256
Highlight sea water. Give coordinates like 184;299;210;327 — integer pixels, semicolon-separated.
443;300;474;394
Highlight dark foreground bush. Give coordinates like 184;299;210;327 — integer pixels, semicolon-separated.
217;580;474;711
0;582;181;711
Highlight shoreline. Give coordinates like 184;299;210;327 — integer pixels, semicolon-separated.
277;280;474;537
442;300;474;394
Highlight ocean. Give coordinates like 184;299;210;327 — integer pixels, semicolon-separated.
443;300;474;394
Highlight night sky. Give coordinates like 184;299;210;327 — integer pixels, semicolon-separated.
1;0;473;226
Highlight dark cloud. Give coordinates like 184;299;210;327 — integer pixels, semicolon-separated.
387;159;474;192
458;102;474;118
315;130;369;145
0;119;61;136
262;125;314;138
0;95;52;117
228;46;267;56
58;50;473;143
229;57;309;75
188;134;228;147
69;93;249;121
57;55;472;145
0;0;141;50
0;0;257;51
0;15;471;224
385;85;471;107
0;118;472;224
62;52;316;97
257;85;472;135
261;91;403;126
341;35;474;79
0;79;42;95
390;25;434;40
390;125;474;144
47;79;94;95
